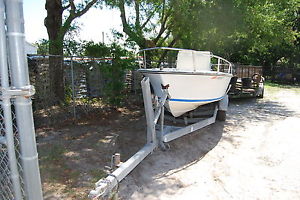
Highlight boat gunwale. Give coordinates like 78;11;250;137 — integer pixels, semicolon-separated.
137;69;233;77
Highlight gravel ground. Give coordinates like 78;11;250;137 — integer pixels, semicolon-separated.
118;86;300;200
39;85;300;199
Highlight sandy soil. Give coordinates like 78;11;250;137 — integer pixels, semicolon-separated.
37;85;300;199
118;86;300;200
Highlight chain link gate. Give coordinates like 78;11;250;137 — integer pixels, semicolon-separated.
0;108;25;199
0;0;43;200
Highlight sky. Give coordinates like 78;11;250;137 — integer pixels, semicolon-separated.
23;0;122;44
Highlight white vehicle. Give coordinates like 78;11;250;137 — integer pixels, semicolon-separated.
138;47;233;117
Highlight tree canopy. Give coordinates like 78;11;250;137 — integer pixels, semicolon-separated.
169;0;299;66
104;0;299;67
107;0;177;49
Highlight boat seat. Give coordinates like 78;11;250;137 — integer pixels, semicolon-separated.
176;50;194;71
193;51;211;71
177;50;211;71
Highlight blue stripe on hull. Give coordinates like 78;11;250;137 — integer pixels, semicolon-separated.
169;96;224;102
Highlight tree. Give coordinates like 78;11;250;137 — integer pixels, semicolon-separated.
44;0;100;103
169;0;248;58
35;37;83;56
83;41;110;57
35;39;49;55
233;0;298;66
83;42;135;105
108;0;177;49
170;0;299;67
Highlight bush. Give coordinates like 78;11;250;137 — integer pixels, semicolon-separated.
84;42;136;106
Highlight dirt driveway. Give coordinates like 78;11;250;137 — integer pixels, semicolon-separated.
118;86;300;200
38;85;300;199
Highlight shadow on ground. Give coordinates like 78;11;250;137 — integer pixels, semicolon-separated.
117;97;296;199
37;94;296;199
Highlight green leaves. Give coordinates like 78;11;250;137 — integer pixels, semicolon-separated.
84;42;136;106
108;0;174;48
170;0;299;66
36;39;49;55
84;41;111;57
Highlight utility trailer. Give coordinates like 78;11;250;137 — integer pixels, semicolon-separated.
228;65;264;98
89;77;229;199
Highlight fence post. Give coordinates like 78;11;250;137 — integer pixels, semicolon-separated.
5;0;43;199
0;0;23;199
70;56;77;119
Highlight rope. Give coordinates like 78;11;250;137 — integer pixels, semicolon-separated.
108;173;119;197
94;173;119;198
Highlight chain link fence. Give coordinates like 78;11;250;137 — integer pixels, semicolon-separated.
263;65;300;84
0;54;141;199
0;106;25;199
28;55;143;122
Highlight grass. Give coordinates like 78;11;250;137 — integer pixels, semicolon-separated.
264;80;300;94
40;143;66;161
89;169;107;183
39;143;80;183
264;80;300;89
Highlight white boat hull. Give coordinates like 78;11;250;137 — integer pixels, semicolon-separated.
139;69;232;117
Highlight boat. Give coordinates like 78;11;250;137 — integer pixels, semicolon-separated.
138;47;233;117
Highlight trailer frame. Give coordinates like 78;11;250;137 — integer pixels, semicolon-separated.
89;77;228;198
229;65;264;98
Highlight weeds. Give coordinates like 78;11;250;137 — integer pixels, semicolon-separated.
89;169;107;183
39;144;80;183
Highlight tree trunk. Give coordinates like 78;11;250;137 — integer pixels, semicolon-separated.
45;0;65;104
48;38;65;104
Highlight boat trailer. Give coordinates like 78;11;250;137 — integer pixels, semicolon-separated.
89;77;229;198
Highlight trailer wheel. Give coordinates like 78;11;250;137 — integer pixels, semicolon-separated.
257;84;264;98
217;110;226;121
258;88;264;98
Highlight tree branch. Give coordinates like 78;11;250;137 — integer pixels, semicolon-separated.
134;0;140;30
168;35;178;47
62;3;71;10
119;0;131;34
61;0;98;36
153;11;171;44
69;0;76;12
156;35;179;68
157;30;171;46
74;0;98;18
118;0;146;47
141;6;159;29
161;0;166;26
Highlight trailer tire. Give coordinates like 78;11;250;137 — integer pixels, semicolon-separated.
258;88;264;98
257;84;264;98
217;110;226;121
